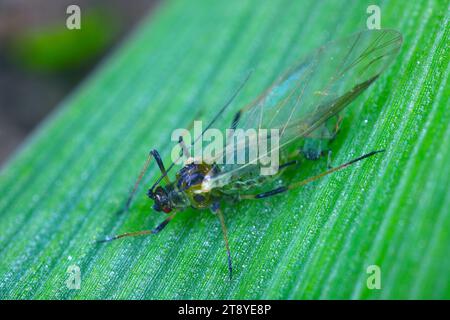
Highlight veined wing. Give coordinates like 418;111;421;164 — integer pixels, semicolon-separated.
202;29;402;191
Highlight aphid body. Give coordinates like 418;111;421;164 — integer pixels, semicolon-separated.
100;29;403;280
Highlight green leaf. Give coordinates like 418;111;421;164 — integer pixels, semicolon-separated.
0;0;448;299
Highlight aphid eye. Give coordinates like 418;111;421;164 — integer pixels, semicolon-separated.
150;186;172;213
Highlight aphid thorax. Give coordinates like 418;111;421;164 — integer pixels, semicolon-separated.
148;161;217;213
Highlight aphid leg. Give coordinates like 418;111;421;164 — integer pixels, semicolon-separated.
286;150;384;190
97;213;176;243
226;110;242;142
119;149;169;214
279;159;298;170
211;203;233;280
230;110;241;131
240;150;384;200
178;136;191;158
242;186;289;199
326;149;333;169
177;110;201;159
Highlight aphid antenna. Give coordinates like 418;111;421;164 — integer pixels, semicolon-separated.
119;151;154;213
149;70;253;193
119;149;171;214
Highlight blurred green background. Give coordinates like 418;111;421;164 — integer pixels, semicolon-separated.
0;0;159;165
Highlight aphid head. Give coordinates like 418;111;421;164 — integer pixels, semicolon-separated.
148;186;172;213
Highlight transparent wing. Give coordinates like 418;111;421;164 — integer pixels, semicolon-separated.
202;29;402;191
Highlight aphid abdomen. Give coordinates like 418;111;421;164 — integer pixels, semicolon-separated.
222;167;274;193
232;176;270;191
